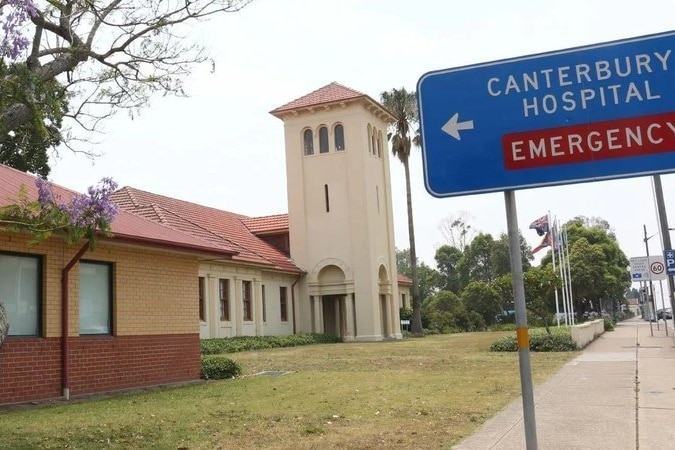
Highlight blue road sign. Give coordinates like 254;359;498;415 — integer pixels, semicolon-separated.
664;249;675;275
417;31;675;197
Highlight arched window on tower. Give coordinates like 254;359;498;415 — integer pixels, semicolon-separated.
367;124;372;154
303;129;314;156
334;124;345;151
376;131;383;158
319;126;329;153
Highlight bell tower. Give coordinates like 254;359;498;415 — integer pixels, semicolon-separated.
271;82;402;341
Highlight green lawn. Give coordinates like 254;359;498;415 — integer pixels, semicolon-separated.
0;332;577;449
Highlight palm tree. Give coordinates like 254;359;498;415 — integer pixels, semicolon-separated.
380;87;423;336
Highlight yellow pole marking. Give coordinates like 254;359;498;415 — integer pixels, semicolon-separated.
516;327;529;350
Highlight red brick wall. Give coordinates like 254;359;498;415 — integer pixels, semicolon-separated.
0;338;62;404
0;334;200;405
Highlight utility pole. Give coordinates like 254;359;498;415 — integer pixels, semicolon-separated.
653;175;675;337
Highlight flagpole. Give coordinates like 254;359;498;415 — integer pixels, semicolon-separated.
548;212;562;327
563;225;575;325
554;218;568;326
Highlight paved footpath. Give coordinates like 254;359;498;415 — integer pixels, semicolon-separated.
455;318;675;449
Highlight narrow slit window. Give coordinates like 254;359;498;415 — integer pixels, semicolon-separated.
367;124;372;154
334;124;345;150
262;284;267;322
376;185;380;213
198;276;206;322
324;184;330;213
377;131;383;157
303;129;314;156
319;126;329;153
242;280;252;321
219;278;230;321
371;130;377;155
280;286;288;322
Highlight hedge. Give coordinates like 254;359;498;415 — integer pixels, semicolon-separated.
490;333;577;352
200;333;341;355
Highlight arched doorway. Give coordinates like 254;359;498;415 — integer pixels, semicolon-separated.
310;262;355;340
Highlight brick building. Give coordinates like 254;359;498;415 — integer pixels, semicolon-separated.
0;83;410;405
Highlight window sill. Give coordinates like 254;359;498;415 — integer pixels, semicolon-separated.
5;335;45;341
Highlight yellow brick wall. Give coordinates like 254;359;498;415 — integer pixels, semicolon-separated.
0;233;199;337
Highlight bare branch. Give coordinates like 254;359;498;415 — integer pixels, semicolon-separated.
3;0;253;155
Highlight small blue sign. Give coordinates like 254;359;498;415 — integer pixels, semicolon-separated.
418;31;675;197
664;249;675;275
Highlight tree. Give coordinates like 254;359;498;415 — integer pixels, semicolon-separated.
542;218;630;320
0;0;251;174
438;212;474;251
458;233;496;285
523;265;560;334
461;280;501;326
434;244;462;293
492;273;514;317
493;232;533;276
396;248;441;303
421;290;485;332
395;247;411;277
458;232;532;289
0;60;67;176
416;263;442;303
0;176;118;362
380;87;422;335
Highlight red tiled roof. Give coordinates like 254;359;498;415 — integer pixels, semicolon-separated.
0;164;236;258
242;214;289;235
270;82;366;115
397;273;413;285
111;187;302;274
270;82;396;123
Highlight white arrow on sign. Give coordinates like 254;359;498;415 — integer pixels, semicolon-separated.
441;113;474;141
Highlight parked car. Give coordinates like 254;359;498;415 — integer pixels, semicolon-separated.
656;308;673;320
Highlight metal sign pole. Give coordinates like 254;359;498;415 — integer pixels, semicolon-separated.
653;175;675;339
504;190;538;449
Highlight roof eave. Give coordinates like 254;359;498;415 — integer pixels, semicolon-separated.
270;96;396;123
104;233;238;259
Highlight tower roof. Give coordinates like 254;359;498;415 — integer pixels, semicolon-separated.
270;82;395;121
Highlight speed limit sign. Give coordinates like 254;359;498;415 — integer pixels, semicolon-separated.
651;260;665;275
648;256;667;280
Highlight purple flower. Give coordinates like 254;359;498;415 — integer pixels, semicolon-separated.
33;176;119;230
1;0;38;60
35;177;54;207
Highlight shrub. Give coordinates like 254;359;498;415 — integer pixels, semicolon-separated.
604;318;615;331
200;334;340;355
200;339;229;355
200;356;242;380
399;307;413;321
529;334;577;352
490;336;517;352
490;333;577;352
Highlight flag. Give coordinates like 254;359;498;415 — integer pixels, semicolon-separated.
532;231;552;254
529;215;549;236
